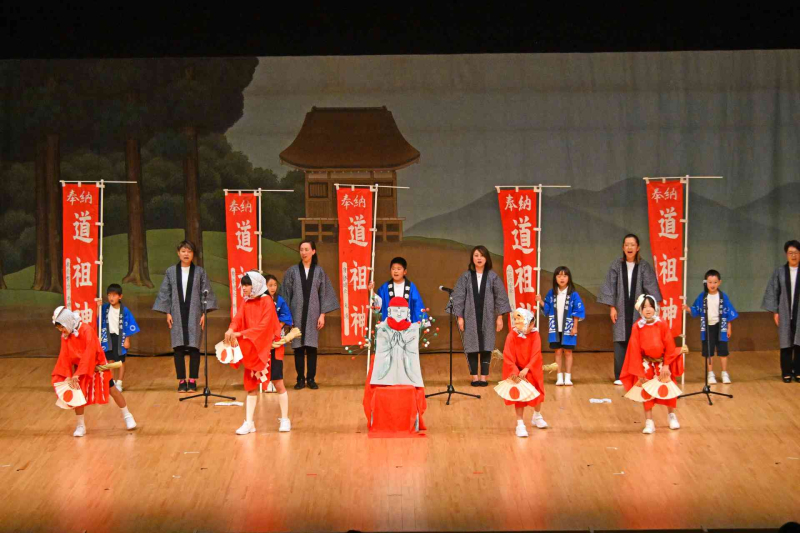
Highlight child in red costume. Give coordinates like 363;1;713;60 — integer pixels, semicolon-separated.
51;306;137;437
620;295;688;434
502;308;548;437
224;271;289;435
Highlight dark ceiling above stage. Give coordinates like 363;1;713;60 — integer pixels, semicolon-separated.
1;5;799;58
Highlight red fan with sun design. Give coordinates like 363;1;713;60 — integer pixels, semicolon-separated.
494;377;540;402
642;377;682;400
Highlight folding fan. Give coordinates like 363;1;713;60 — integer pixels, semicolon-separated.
54;381;87;409
215;341;243;365
641;377;682;400
494;378;540;402
624;385;646;403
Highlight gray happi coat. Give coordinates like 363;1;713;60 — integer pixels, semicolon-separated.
152;263;218;349
452;270;512;353
761;265;800;348
281;263;340;349
597;258;662;342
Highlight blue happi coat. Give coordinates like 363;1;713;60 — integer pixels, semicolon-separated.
375;279;425;323
688;291;738;341
542;288;586;346
100;303;141;355
273;294;293;326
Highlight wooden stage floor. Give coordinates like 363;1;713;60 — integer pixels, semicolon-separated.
0;351;798;532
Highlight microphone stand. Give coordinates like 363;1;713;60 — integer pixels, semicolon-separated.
426;289;480;405
181;290;236;407
679;281;732;405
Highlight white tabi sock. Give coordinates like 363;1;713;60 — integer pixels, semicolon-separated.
119;406;131;417
76;414;86;427
278;392;289;419
246;395;257;423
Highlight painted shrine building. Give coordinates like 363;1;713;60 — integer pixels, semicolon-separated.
279;106;420;242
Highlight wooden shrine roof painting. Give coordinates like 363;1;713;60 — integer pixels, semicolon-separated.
279;107;420;171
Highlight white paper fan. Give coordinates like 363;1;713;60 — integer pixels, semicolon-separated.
215;341;243;365
53;381;87;409
624;385;646;403
494;378;540;402
641;378;682;400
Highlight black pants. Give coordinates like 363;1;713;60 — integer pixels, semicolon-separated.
294;346;318;382
780;345;800;377
614;341;629;380
174;346;200;380
467;351;491;376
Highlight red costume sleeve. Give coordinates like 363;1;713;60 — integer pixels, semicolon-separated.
620;325;645;391
502;332;520;375
660;320;685;377
51;337;75;381
74;326;102;378
524;331;542;372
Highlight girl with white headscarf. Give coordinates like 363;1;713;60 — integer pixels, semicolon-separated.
51;306;137;437
619;294;688;434
501;308;548;437
224;271;291;434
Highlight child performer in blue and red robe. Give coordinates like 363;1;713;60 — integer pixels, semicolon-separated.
224;271;290;435
51;306;137;437
620;294;687;434
369;256;426;323
502;308;548;437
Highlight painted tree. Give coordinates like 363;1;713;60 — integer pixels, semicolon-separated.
85;59;157;287
155;57;258;266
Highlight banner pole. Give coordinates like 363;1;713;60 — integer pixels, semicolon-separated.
366;185;379;375
681;176;690;387
257;189;263;272
97;180;105;338
536;185;542;330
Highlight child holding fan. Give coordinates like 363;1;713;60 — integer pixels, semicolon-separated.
536;266;585;386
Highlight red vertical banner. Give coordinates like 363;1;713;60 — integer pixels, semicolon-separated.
646;181;685;337
225;192;259;319
62;183;100;325
498;189;539;315
337;187;374;346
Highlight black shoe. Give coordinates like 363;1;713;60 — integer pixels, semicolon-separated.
783;376;793;383
188;381;197;392
178;381;188;393
478;380;489;387
307;380;319;390
294;379;306;390
470;381;480;387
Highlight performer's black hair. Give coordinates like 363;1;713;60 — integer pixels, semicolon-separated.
704;269;721;280
552;266;576;294
784;240;800;253
468;245;493;272
621;234;641;264
299;240;318;265
176;240;196;253
241;274;252;286
390;257;407;270
107;283;123;295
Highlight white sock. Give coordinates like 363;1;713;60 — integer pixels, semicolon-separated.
246;395;257;423
76;414;85;427
116;380;123;386
516;419;525;425
278;392;289;419
119;406;130;417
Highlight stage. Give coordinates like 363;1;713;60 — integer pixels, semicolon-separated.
1;351;797;532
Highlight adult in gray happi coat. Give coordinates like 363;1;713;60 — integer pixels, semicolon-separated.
280;240;339;390
761;239;800;383
453;245;512;387
152;240;218;392
597;234;662;384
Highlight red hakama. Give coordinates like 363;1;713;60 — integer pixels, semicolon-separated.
620;318;684;409
229;295;282;392
51;324;111;407
501;329;545;407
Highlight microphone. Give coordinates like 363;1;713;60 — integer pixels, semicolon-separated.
439;286;454;293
